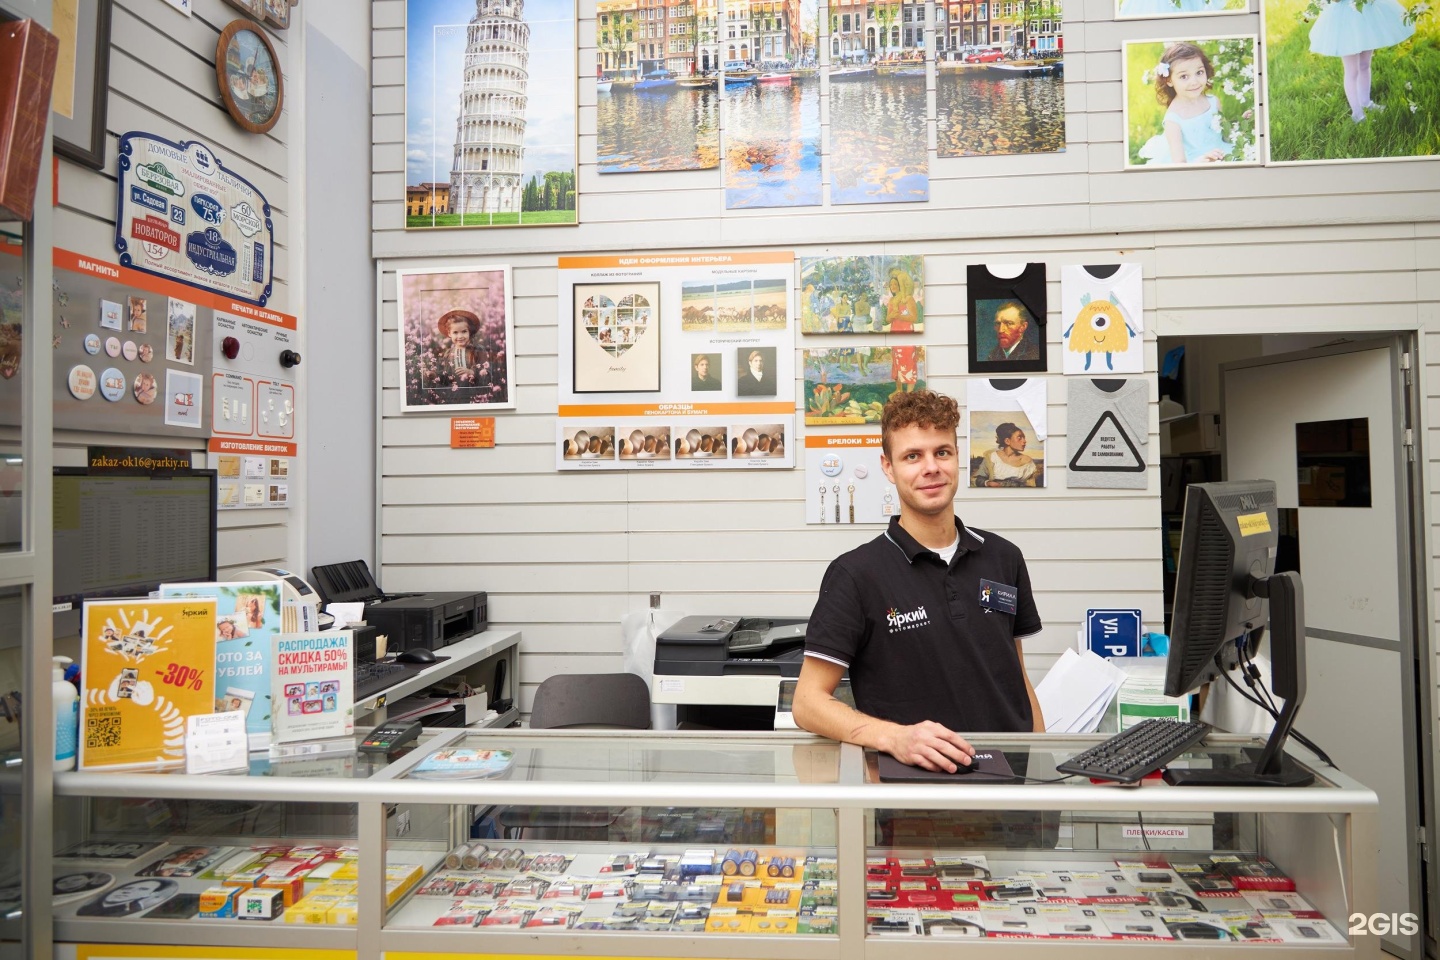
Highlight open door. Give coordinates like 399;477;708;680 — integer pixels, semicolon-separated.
1222;338;1429;958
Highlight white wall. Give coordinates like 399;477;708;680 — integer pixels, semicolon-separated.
52;0;298;583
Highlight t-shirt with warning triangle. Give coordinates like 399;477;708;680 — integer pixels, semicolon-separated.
1067;379;1147;488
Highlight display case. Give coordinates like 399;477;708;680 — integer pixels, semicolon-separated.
51;729;1380;958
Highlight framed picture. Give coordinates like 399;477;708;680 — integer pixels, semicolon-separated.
572;282;661;394
1123;37;1260;168
216;19;284;135
397;265;515;412
405;0;578;228
44;0;113;170
1116;0;1246;19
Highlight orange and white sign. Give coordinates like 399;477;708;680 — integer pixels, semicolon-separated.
451;416;496;448
805;433;896;526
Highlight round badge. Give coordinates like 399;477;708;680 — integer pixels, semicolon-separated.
104;336;120;358
99;367;126;402
853;464;869;480
83;334;101;355
820;453;844;477
133;372;158;405
138;343;154;363
67;365;96;400
122;340;138;362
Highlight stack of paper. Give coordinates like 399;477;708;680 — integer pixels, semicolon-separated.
1036;649;1128;733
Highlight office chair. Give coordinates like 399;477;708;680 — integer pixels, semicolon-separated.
497;673;651;841
528;672;652;730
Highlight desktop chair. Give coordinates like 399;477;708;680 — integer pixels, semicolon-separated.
497;673;651;841
528;672;652;730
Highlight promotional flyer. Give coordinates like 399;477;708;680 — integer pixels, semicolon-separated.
79;598;218;770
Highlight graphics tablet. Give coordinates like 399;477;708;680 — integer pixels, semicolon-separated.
877;749;1019;783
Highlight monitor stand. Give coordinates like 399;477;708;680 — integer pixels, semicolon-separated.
1166;571;1316;788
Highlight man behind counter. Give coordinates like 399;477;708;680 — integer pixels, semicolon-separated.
793;390;1045;771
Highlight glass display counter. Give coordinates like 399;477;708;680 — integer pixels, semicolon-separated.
51;728;1380;959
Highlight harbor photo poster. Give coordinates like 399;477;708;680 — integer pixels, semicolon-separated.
1123;37;1260;167
723;0;823;208
595;0;720;172
1263;0;1436;163
826;15;928;204
936;8;1065;157
397;265;516;412
406;0;578;227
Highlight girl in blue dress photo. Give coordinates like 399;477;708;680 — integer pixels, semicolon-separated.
1139;42;1232;163
1124;37;1260;167
1308;0;1415;122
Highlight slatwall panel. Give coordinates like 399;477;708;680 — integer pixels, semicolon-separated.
53;0;295;585
369;0;1437;734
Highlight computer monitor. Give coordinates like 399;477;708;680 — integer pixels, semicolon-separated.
1164;479;1313;787
53;468;218;636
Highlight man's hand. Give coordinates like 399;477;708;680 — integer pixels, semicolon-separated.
879;721;975;772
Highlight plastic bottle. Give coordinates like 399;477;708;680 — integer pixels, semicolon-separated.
53;656;78;771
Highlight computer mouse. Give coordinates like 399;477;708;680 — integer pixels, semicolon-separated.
950;756;977;774
395;647;437;665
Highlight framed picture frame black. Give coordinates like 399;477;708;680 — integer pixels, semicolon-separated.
54;0;114;171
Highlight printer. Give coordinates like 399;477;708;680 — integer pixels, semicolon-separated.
310;560;487;654
652;616;817;727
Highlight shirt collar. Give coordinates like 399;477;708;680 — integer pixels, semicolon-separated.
884;515;984;564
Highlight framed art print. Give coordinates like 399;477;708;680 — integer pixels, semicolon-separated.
1123;37;1260;168
397;265;516;412
53;0;113;170
572;283;661;393
406;0;578;228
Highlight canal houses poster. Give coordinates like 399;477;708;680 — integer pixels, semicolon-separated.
596;0;721;172
826;5;929;204
936;0;1067;157
722;0;823;208
406;0;578;228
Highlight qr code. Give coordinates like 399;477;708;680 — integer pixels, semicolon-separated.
86;714;122;749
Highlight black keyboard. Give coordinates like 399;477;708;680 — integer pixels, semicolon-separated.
354;660;415;700
1056;718;1211;783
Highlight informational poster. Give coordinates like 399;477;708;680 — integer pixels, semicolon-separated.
159;581;283;748
271;632;355;744
79;598;218;770
209;304;298;509
803;435;898;525
114;132;276;306
555;252;796;471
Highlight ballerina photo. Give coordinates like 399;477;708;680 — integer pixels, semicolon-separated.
1264;0;1436;161
1124;37;1260;167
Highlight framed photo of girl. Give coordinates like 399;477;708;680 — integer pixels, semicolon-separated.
1263;0;1437;162
1122;37;1262;168
396;265;516;412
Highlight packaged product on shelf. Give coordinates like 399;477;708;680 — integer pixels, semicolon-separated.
525;903;584;929
500;874;549;899
223;869;266;889
479;902;536;927
866;906;923;936
434;899;492;927
1268;917;1347;943
327;899;359;925
1211;855;1297;891
138;846;233;878
202;848;268;880
259;874;305;906
454;877;506;898
1162;912;1240;941
525;851;572;874
55;840;166;864
385;862;425;905
797;906;838;934
1241;889;1322;917
598;851;649;874
415;874;464;898
919;909;985;938
236;886;286;921
932;855;990;880
1038;903;1110;938
540;880;591;900
285;893;346;924
670;903;709;932
705;906;750;933
978;901;1047;938
1094;904;1173;939
584;880;629;900
197;886;242;919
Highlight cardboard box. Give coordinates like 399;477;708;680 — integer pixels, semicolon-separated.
198;886;241;919
237;887;286;921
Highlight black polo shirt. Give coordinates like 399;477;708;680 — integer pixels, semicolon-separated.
804;515;1042;733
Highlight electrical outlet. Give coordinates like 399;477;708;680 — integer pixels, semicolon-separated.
650;592;661;609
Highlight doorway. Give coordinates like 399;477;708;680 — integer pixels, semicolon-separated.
1160;332;1434;958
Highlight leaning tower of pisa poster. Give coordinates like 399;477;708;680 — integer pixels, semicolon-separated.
406;0;577;229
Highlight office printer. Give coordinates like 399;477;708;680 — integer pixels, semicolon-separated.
653;617;815;727
310;560;487;653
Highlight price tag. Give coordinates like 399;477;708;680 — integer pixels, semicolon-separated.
185;711;249;774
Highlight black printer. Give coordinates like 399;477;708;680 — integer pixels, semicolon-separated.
310;560;487;653
654;616;810;677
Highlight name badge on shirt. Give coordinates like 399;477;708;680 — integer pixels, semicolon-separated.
979;579;1018;615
